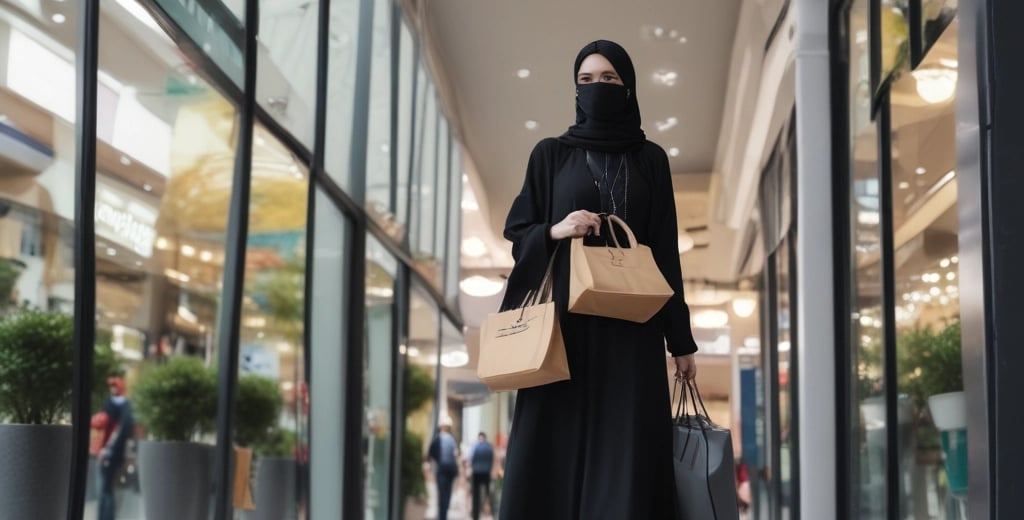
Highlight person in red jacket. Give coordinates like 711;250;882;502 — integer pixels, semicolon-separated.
91;377;134;520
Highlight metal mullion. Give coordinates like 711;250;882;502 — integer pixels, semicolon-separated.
388;264;410;519
908;0;923;67
829;1;854;517
343;221;368;520
766;252;782;520
341;0;378;513
869;0;881;118
404;42;422;251
212;0;259;518
786;232;800;520
67;1;100;518
302;0;333;512
431;112;442;260
389;0;401;217
252;105;314;166
876;93;900;520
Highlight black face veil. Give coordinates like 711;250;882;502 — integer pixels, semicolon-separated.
557;40;647;153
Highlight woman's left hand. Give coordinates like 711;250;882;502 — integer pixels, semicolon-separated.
673;354;697;381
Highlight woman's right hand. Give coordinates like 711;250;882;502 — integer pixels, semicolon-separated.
550;210;603;240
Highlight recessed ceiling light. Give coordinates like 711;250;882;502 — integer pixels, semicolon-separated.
669;30;679;38
525;120;538;130
655;117;678;132
517;68;531;79
52;13;66;24
120;155;131;166
899;181;910;189
106;247;117;256
461;237;487;257
678;36;688;44
143;184;153;192
654;27;665;37
181;244;196;257
199;250;214;262
915;167;927;175
668;147;680;157
652;70;678;86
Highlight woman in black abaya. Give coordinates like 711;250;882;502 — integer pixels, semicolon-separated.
498;40;700;520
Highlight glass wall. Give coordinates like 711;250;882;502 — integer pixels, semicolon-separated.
0;2;79;517
843;3;964;518
848;1;888;517
403;284;439;519
890;19;962;520
3;0;467;516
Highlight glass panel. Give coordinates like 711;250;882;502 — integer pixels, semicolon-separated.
396;21;415;229
402;284;439;519
365;0;400;241
0;4;78;517
152;0;246;86
256;0;319;147
324;0;362;192
849;1;888;517
921;0;957;57
890;19;964;520
432;118;449;286
237;125;309;519
365;235;396;520
445;145;463;304
437;317;472;519
879;0;910;89
309;189;350;519
777;239;793;518
86;1;244;516
412;86;439;286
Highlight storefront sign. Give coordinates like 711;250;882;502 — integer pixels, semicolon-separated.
152;0;244;86
95;179;158;257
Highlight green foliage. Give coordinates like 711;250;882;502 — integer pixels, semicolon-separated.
92;341;124;411
133;357;217;442
235;374;282;448
899;320;963;409
254;426;295;458
0;309;74;424
402;430;426;499
0;258;24;309
404;363;434;414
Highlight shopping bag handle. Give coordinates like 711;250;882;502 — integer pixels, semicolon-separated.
603;214;639;250
517;242;561;314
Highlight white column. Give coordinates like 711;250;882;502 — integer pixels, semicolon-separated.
794;0;837;518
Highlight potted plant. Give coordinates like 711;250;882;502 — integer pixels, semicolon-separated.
900;320;966;497
133;356;217;520
0;308;74;519
235;373;294;520
402;362;436;517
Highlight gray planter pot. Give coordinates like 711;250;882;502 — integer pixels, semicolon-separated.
243;456;297;520
138;440;214;520
0;424;72;520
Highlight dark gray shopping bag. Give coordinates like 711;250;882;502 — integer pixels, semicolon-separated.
672;380;740;520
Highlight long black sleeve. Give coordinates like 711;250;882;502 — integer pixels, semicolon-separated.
647;146;699;356
500;139;558;311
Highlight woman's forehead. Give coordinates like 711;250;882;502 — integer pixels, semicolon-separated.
578;53;617;73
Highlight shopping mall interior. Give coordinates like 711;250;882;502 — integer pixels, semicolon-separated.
1;0;1020;519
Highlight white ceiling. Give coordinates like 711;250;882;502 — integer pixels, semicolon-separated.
423;0;742;244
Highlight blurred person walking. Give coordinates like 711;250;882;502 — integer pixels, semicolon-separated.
92;377;134;520
468;432;495;520
499;40;699;519
428;415;460;520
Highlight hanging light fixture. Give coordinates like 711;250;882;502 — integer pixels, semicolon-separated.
913;65;957;104
731;297;757;318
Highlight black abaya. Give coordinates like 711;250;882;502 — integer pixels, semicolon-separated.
499;138;699;520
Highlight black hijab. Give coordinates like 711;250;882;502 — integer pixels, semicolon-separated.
558;40;647;153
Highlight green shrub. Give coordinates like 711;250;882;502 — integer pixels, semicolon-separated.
405;363;434;413
402;430;426;499
235;374;282;448
0;309;74;424
133;357;217;442
254;426;295;458
899;320;963;408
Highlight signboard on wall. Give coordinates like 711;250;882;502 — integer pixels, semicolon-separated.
95;177;158;257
